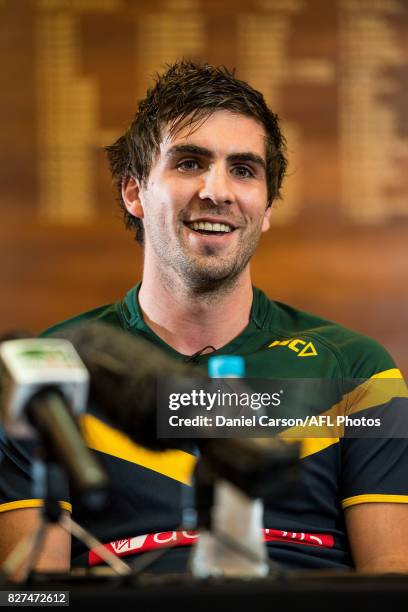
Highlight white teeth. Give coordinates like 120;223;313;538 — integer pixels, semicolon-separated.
188;221;232;233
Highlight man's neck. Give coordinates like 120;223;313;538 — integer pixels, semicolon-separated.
138;270;253;356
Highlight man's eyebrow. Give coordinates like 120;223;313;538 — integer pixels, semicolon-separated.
166;144;214;159
227;153;266;171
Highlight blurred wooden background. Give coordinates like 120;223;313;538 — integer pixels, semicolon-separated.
0;0;407;374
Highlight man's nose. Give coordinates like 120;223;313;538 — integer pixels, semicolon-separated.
198;165;235;206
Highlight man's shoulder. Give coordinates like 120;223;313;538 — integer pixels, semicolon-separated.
255;288;398;377
41;302;124;337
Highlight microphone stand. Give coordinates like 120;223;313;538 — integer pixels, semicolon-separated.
0;452;131;584
189;438;300;579
189;456;271;578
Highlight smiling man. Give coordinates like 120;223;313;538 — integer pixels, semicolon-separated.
123;108;274;355
0;60;407;576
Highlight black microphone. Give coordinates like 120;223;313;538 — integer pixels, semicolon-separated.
26;387;110;511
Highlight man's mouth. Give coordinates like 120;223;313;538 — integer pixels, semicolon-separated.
184;221;235;236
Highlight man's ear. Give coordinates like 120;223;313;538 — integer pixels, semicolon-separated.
122;176;144;219
261;203;273;233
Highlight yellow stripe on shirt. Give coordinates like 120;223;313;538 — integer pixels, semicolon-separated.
0;499;72;513
80;368;406;476
80;413;196;485
342;494;408;509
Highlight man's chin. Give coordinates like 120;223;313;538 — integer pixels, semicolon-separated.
180;261;244;292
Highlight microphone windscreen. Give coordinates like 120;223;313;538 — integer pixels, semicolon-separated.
49;321;204;450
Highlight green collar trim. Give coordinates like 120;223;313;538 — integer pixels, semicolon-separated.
118;282;275;361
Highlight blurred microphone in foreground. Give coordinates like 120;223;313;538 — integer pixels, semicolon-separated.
0;336;109;512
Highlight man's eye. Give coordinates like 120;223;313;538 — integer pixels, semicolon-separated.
176;159;200;171
231;165;254;178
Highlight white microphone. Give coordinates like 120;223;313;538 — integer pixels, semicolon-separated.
0;338;109;510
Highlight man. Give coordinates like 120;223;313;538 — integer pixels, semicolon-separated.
0;60;407;575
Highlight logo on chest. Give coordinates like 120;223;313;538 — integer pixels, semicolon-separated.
268;338;318;357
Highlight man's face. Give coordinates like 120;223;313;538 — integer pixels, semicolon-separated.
126;110;271;289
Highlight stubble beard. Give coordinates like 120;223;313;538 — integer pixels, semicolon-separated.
146;217;263;298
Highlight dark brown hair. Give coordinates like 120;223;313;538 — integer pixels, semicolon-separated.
105;60;288;244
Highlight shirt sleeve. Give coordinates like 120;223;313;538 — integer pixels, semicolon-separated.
339;336;408;508
0;432;71;514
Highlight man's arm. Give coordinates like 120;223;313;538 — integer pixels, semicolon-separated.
345;502;408;572
0;508;71;579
